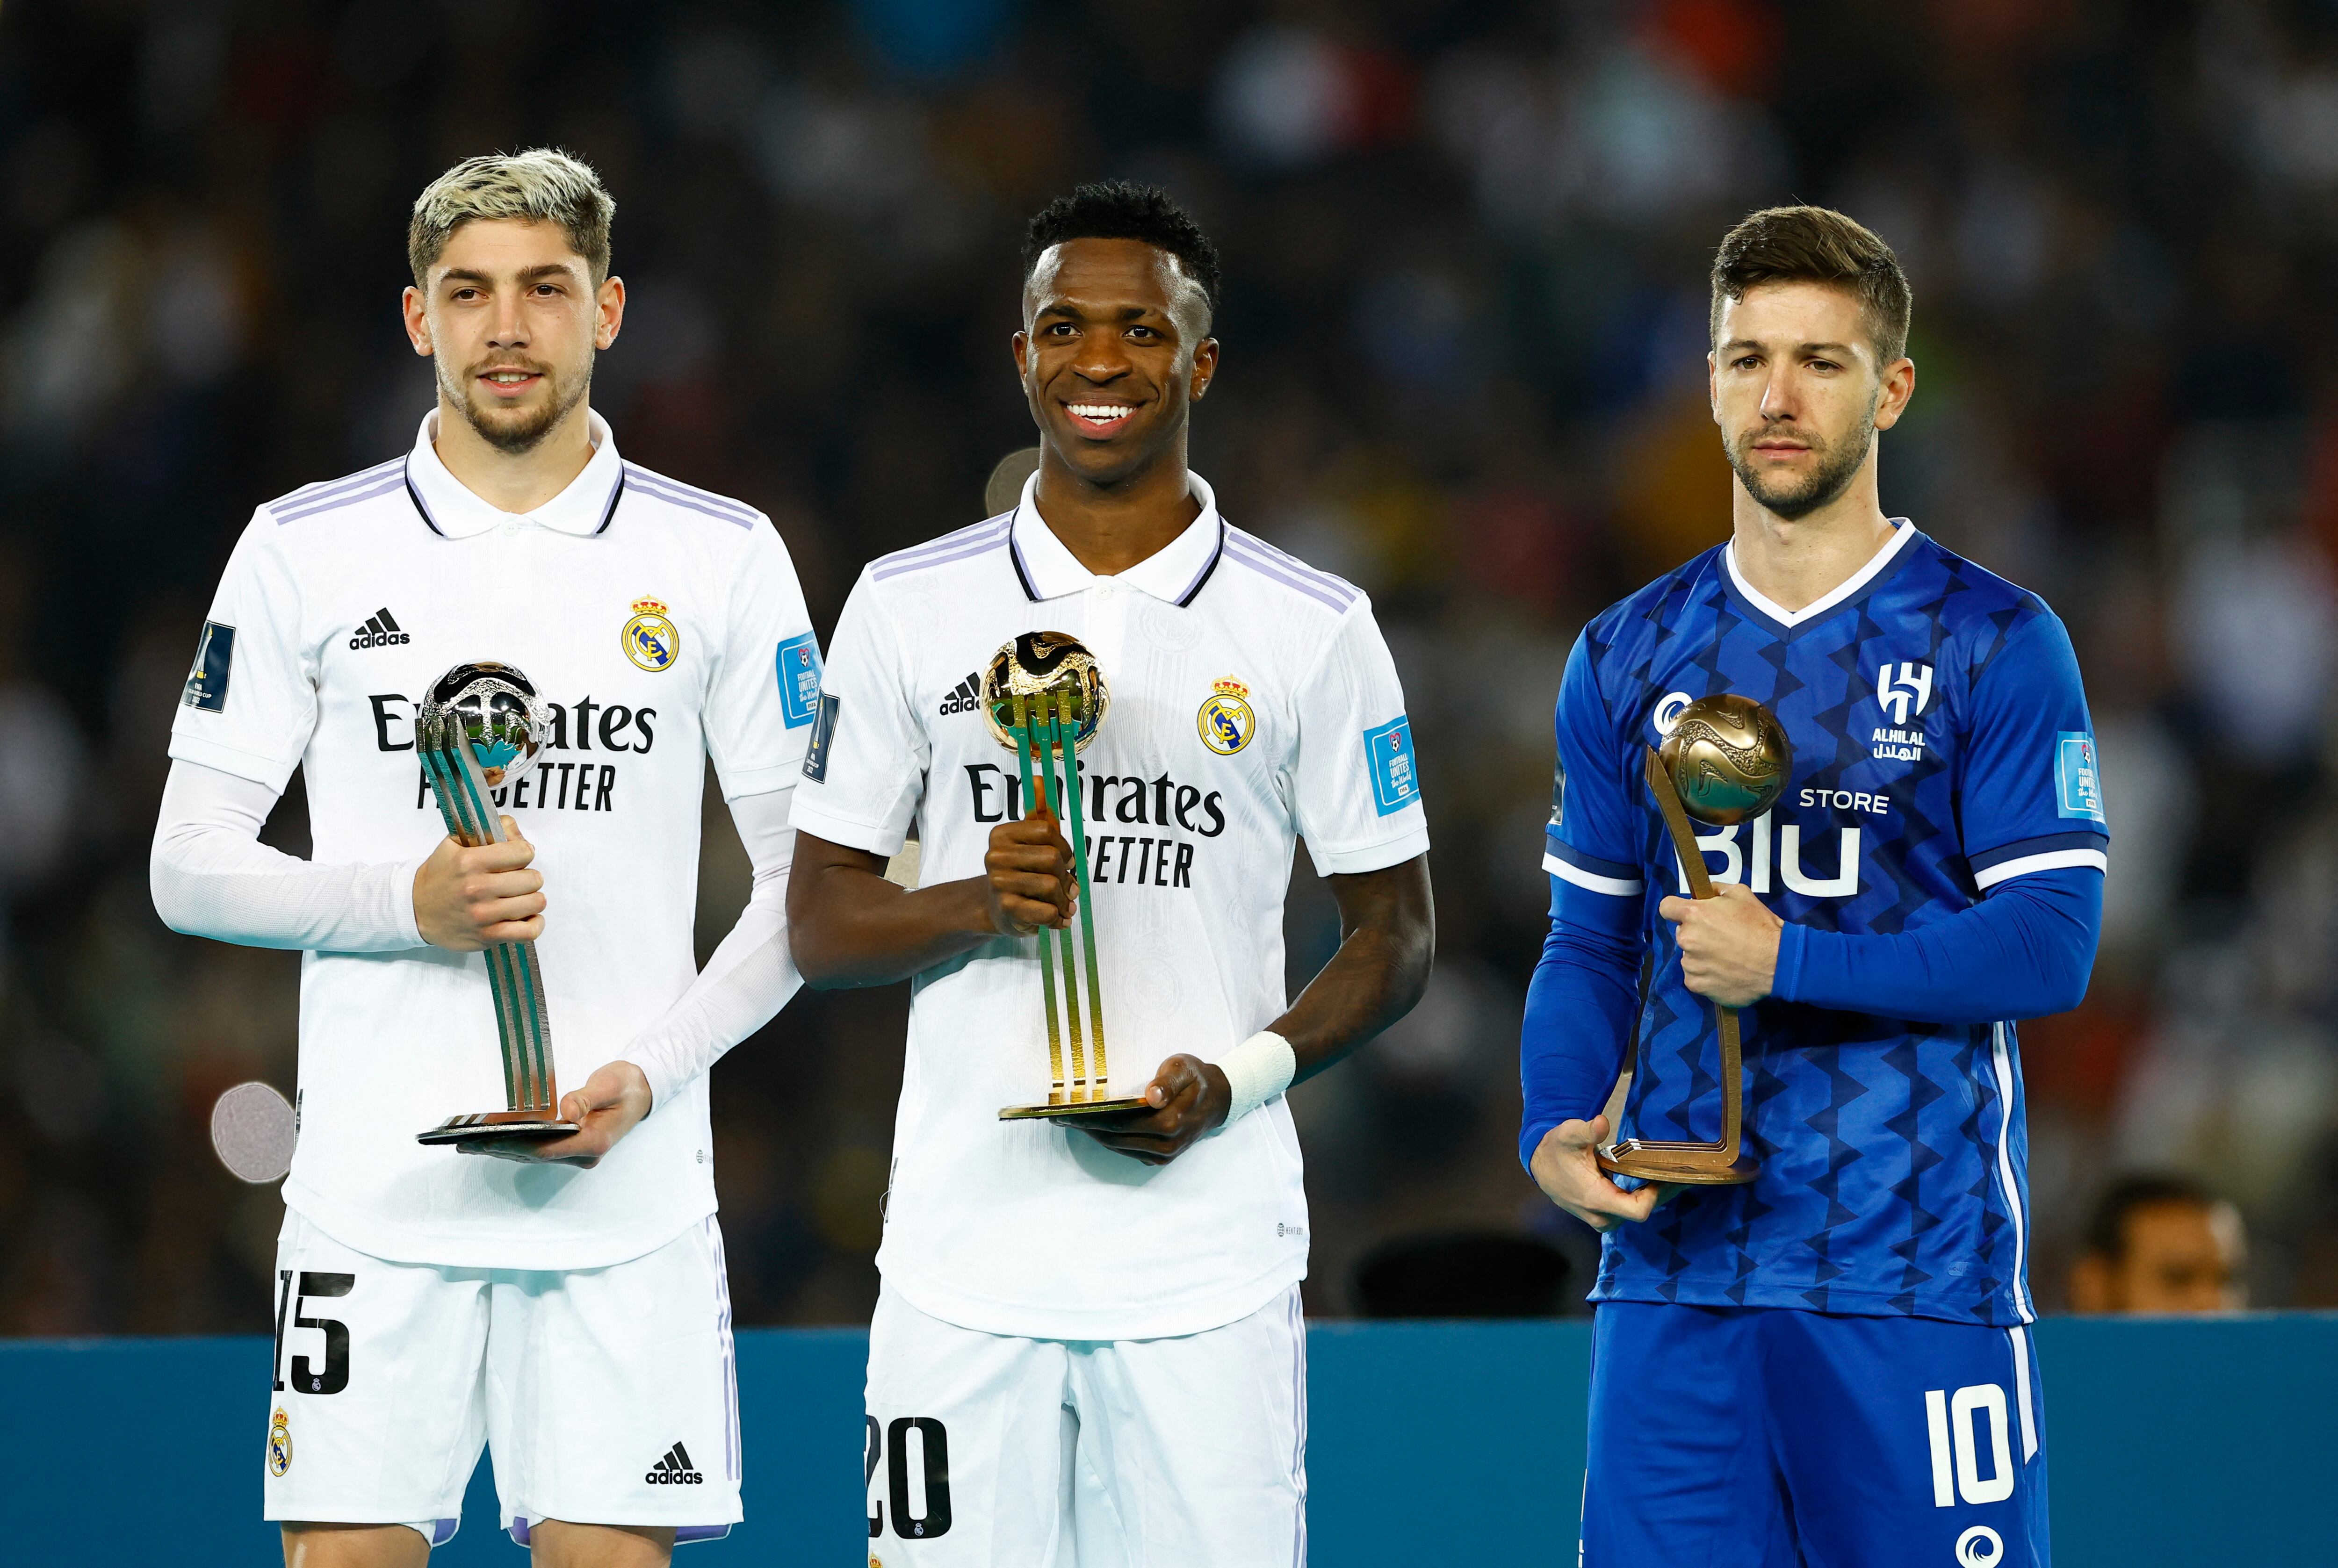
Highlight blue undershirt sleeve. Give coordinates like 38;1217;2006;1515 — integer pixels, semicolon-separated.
1772;864;2101;1022
1519;877;1643;1169
1520;629;1651;1171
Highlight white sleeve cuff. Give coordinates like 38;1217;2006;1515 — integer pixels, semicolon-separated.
1218;1029;1297;1126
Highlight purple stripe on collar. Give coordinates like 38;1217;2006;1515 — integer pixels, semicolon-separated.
874;515;1012;572
1222;538;1354;612
872;528;1015;581
273;457;402;510
623;470;754;528
274;472;404;524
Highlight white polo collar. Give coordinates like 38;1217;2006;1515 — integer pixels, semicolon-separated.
1008;469;1227;607
404;407;627;540
1725;518;1916;628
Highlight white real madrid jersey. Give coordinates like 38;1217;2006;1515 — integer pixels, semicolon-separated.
791;472;1429;1340
170;410;819;1270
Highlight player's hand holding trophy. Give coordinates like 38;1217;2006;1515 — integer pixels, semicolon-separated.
1598;693;1791;1186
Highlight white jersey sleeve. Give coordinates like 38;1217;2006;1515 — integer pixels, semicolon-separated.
704;517;822;801
170;513;319;793
1290;601;1430;876
151;758;426;951
790;572;925;856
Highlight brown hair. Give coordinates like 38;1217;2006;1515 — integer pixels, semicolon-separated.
1710;205;1912;367
408;149;615;288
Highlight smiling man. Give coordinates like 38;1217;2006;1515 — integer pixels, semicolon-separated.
787;182;1434;1564
1520;208;2106;1565
152;151;817;1566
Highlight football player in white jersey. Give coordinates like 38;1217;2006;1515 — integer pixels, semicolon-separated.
789;182;1437;1564
152;151;816;1566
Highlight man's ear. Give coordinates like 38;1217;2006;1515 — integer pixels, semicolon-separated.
1189;337;1220;402
403;285;434;358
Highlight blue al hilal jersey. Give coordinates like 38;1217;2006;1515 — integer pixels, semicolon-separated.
1544;524;2107;1326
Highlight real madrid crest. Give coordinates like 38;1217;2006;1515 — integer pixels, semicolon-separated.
267;1406;293;1477
1198;676;1255;755
622;596;679;673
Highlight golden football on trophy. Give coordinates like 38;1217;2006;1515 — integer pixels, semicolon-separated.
982;631;1108;755
1657;693;1793;826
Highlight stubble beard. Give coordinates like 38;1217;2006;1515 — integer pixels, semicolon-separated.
442;355;592;455
1725;416;1875;522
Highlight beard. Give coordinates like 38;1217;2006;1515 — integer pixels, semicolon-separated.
1724;415;1874;521
440;353;592;454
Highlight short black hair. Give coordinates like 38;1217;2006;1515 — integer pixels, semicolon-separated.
2083;1172;2218;1261
1022;180;1221;317
1711;205;1912;365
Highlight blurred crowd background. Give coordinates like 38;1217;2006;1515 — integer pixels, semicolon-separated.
2;0;2332;1334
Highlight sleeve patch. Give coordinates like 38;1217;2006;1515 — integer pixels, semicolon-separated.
2055;731;2105;822
181;621;235;713
776;631;823;729
1364;715;1421;816
802;692;839;782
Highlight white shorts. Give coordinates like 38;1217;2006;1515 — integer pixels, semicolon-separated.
864;1282;1307;1568
262;1208;742;1547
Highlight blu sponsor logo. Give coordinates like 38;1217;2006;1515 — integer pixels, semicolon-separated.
1677;810;1860;899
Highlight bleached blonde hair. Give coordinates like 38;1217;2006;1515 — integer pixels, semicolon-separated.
407;149;615;288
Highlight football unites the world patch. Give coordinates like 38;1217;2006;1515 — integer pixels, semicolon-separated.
1198;676;1255;755
1364;714;1420;815
777;630;823;727
622;596;680;672
182;620;235;712
2056;730;2105;821
267;1406;292;1477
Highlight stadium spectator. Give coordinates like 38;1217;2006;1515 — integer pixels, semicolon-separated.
2069;1173;2249;1315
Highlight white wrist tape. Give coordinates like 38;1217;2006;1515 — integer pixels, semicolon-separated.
1219;1030;1297;1125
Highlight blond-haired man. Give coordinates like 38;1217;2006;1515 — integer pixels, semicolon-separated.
152;150;817;1565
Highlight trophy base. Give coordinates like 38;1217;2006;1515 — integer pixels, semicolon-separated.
998;1095;1154;1122
1597;1139;1761;1185
417;1112;580;1149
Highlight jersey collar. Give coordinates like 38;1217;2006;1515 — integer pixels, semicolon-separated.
1722;518;1918;636
1008;469;1227;607
403;408;627;540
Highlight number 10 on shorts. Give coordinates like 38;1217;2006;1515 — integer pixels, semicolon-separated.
1923;1384;2014;1506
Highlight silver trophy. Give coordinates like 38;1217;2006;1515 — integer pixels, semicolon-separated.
411;662;579;1153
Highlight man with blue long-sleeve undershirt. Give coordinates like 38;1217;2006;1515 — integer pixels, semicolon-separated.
1523;206;2103;1567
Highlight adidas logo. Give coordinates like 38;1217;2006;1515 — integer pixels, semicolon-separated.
643;1441;704;1485
938;672;981;717
348;607;411;651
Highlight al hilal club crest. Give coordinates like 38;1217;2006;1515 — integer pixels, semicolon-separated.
623;597;679;673
267;1407;293;1477
1199;676;1255;755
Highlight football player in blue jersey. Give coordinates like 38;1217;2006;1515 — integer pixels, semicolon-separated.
1523;206;2104;1566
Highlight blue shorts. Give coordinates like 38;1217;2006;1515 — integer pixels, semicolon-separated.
1582;1302;2048;1568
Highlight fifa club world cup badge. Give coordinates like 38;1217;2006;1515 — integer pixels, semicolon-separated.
1198;676;1255;754
622;596;679;673
267;1407;293;1477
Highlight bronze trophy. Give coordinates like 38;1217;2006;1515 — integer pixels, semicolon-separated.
986;632;1149;1122
1598;693;1792;1186
411;662;581;1155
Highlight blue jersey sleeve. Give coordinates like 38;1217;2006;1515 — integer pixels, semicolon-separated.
1958;608;2109;889
1543;630;1645;909
1520;630;1649;1168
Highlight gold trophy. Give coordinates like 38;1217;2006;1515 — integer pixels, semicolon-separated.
987;632;1149;1122
411;662;580;1154
1598;693;1792;1186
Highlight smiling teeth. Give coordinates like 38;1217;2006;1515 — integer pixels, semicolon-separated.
489;372;532;382
1068;404;1131;421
